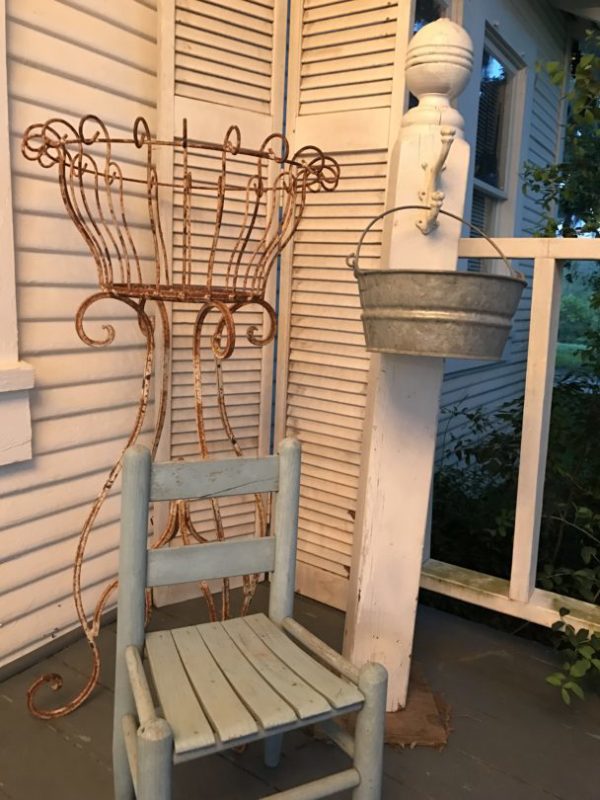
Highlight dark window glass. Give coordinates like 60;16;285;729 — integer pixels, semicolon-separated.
410;0;449;107
413;0;448;32
474;49;508;188
467;188;490;272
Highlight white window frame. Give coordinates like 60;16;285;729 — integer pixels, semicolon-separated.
0;0;34;465
472;29;527;241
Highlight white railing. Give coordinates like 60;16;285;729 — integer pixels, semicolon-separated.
421;237;600;634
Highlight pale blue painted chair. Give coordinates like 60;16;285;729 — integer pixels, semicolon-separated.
113;438;387;800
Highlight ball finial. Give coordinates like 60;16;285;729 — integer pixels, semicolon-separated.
404;19;474;130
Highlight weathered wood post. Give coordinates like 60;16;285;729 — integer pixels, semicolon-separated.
343;19;474;712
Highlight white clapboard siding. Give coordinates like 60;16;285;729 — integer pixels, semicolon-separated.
276;0;404;608
2;493;122;564
156;0;286;573
0;0;158;668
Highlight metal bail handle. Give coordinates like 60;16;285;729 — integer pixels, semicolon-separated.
346;204;521;280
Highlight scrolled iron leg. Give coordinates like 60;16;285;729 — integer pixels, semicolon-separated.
26;296;161;720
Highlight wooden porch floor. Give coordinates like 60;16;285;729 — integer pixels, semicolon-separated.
1;585;598;800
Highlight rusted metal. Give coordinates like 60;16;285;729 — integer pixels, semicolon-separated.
21;115;340;719
22;114;339;299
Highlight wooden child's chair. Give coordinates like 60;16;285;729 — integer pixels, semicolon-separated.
113;438;387;800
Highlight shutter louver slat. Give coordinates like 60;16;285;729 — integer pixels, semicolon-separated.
299;1;398;115
304;0;396;24
303;7;397;35
297;548;349;577
175;0;274;113
178;0;274;33
177;7;273;45
176;53;272;89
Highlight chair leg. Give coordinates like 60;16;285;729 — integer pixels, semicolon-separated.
264;733;284;768
136;718;173;800
114;714;137;800
352;662;387;800
114;744;135;800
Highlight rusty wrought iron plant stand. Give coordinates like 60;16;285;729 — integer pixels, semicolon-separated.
21;114;339;718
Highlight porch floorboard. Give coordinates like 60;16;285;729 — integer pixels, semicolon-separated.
0;585;598;799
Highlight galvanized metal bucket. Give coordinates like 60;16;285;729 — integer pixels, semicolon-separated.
347;206;526;361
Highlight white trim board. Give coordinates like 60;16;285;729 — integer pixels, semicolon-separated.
422;559;600;633
0;0;33;465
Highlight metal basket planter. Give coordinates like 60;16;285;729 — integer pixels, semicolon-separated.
20;114;340;720
348;206;526;361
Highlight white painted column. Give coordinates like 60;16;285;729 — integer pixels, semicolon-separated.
343;19;474;711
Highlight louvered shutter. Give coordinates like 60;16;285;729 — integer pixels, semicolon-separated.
157;1;286;570
276;0;410;609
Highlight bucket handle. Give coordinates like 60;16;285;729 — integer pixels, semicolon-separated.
346;204;522;280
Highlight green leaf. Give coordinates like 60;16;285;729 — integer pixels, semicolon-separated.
546;673;565;686
575;629;591;644
546;61;564;85
581;546;597;565
569;659;591;678
564;681;585;701
561;687;571;705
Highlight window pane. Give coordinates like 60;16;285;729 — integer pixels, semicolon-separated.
470;188;489;233
474;49;509;188
467;188;490;272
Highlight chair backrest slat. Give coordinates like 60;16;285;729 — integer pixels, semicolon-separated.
150;454;278;501
147;537;276;587
119;441;300;596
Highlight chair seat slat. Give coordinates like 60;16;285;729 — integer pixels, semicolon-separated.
197;621;298;729
222;617;332;719
245;614;364;709
171;626;259;743
146;630;216;754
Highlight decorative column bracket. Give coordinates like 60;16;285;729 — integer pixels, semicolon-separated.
416;126;455;235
